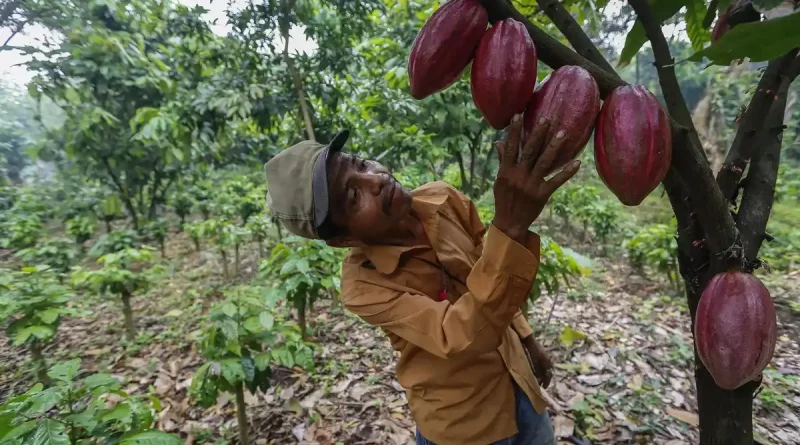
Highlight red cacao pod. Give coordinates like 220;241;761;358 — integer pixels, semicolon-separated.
408;0;488;100
594;85;671;206
470;18;538;129
522;66;600;174
712;6;732;41
695;271;777;390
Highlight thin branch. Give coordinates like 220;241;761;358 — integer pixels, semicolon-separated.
717;50;800;203
2;25;21;47
534;0;617;74
737;58;800;267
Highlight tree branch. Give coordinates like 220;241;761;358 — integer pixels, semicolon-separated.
478;0;623;96
534;0;617;74
0;0;21;28
717;49;800;203
480;0;739;263
626;0;739;264
737;58;800;267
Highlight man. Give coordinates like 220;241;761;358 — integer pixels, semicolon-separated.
264;114;580;445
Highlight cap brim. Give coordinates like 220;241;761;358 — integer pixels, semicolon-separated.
312;130;349;228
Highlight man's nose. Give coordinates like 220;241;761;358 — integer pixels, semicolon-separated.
358;171;386;196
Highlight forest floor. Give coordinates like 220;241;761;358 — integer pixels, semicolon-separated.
1;227;799;445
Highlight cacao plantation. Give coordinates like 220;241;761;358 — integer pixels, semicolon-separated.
470;18;538;129
523;65;600;174
695;271;778;390
594;85;672;206
408;0;488;99
3;0;800;444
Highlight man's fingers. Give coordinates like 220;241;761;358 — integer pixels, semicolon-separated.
544;159;581;194
503;114;524;164
531;129;568;178
520;116;550;168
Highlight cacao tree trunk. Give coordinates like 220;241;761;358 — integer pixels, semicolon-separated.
281;4;315;142
234;244;240;278
179;214;185;231
193;237;200;252
234;382;251;445
220;249;229;279
30;341;50;386
105;218;113;233
121;291;135;340
160;240;166;259
258;240;264;258
297;296;307;341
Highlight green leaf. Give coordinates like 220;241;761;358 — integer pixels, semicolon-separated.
64;87;80;104
254;352;271;371
0;420;37;444
221;302;237;318
102;402;131;422
12;325;54;345
689;12;800;65
31;419;68;445
171;147;184;162
559;325;587;348
685;0;711;52
219;358;246;386
618;0;688;67
259;312;274;330
36;308;60;324
243;316;261;333
27;387;63;414
47;358;81;382
120;431;184;445
84;373;119;389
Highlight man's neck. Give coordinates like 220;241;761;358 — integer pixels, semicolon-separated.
367;210;429;248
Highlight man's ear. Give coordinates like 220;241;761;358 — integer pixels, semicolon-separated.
325;236;360;248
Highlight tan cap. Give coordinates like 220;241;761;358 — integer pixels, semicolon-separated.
264;131;349;239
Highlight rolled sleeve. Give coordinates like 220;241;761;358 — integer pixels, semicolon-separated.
511;311;533;339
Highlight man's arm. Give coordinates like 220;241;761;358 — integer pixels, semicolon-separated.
343;224;540;360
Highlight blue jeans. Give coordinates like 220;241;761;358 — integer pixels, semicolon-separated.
415;383;555;445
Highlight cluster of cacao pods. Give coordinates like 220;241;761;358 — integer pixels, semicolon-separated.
695;270;777;390
408;0;673;205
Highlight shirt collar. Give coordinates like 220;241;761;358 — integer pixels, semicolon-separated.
356;189;448;275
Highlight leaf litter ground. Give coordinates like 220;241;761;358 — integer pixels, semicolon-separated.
1;231;798;444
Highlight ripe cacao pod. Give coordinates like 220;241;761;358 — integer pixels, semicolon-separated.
408;0;488;100
594;85;671;206
470;18;538;129
712;5;732;41
695;271;777;390
523;66;600;174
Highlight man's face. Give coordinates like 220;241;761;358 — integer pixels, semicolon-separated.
326;151;413;245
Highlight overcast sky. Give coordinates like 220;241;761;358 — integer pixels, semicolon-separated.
0;0;317;89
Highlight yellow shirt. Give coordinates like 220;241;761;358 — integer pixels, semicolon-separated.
340;181;547;445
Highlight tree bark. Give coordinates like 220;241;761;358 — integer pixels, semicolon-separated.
30;341;50;386
234;243;240;278
258;240;264;258
234;382;251;445
297;296;307;341
220;249;229;279
121;291;135;340
104;218;113;234
281;1;315;141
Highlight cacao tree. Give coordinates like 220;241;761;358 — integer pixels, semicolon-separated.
0;266;73;385
72;248;156;340
473;0;800;442
190;286;313;445
0;358;182;444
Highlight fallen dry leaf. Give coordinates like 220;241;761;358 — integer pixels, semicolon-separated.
552;415;574;438
666;407;699;426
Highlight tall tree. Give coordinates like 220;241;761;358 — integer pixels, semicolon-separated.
475;0;799;443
